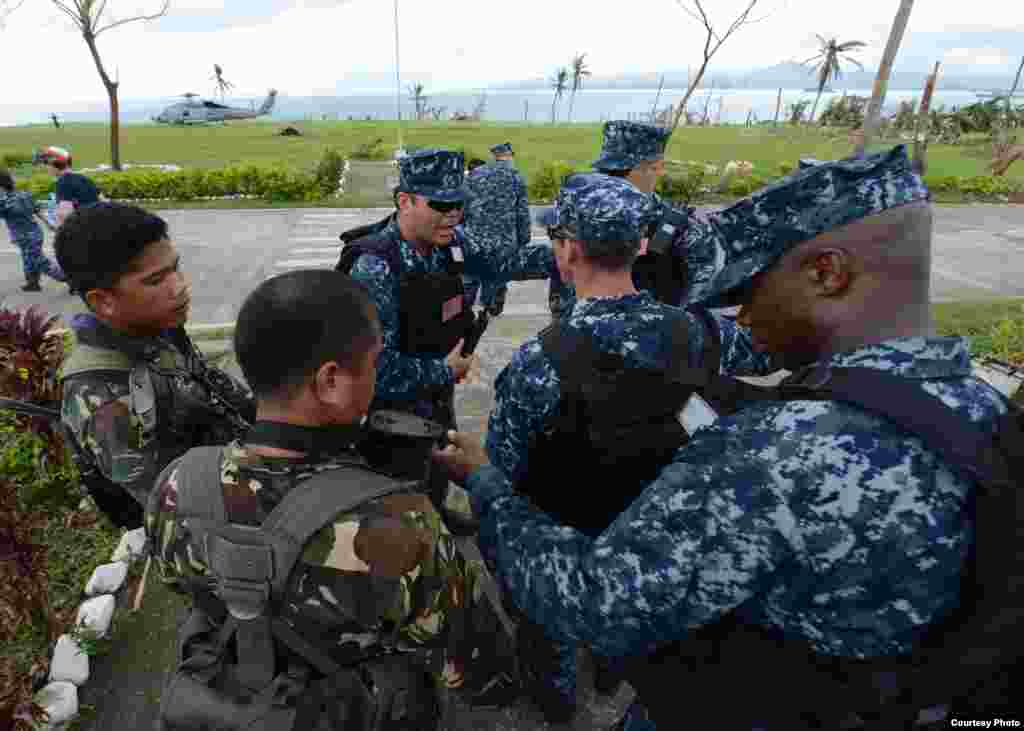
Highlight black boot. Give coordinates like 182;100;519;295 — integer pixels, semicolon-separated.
21;274;42;292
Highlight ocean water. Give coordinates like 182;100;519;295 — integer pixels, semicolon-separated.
0;87;991;128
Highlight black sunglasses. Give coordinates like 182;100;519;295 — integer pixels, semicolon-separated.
426;198;464;214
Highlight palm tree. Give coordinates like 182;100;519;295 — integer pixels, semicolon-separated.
211;64;234;101
550;67;569;124
567;53;592;123
408;83;428;120
802;35;866;123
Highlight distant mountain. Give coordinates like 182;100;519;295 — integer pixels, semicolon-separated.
494;63;1022;92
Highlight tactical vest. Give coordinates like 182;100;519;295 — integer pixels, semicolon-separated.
158;446;441;731
623;365;1024;728
60;326;252;522
336;231;475;358
630;204;693;306
518;306;770;538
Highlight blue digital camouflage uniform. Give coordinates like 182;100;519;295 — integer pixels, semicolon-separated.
0;189;65;283
464;146;998;729
347;149;554;419
547;120;702;313
487;174;778;712
462;144;532;314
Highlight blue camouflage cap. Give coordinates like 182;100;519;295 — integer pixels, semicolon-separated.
699;145;931;308
490;142;513;155
397;148;469;202
592;120;671;171
554;173;658;243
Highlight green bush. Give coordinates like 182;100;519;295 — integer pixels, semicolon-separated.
658;163;712;204
16;165;323;203
314;147;346;199
2;151;34;168
528;160;583;202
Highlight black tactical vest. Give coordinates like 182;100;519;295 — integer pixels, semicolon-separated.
337;231;476;358
61;323;253;503
515;307;769;538
630;203;692;306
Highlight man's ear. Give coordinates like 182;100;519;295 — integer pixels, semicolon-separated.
805;248;853;297
565;239;585;266
85;289;117;318
313;361;354;407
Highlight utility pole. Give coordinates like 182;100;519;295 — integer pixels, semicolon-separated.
856;0;915;157
393;0;403;152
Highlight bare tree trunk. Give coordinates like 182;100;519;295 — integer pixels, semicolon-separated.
568;91;576;123
109;87;121;170
651;75;666;122
82;30;122;170
912;61;940;174
809;88;823;126
773;87;783;127
551;96;557;124
857;0;915;157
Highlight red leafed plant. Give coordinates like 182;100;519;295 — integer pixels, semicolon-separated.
0;477;50;731
0;306;66;730
0;304;65;404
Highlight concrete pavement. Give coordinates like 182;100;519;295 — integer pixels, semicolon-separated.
4;204;1024;328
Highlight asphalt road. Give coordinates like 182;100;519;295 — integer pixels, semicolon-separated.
4;204;1024;325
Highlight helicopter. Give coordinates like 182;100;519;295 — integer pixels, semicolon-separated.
152;89;278;125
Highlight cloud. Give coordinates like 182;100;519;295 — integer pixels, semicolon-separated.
5;0;1024;108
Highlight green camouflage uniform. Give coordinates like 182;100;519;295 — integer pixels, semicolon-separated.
61;314;251;507
145;442;511;696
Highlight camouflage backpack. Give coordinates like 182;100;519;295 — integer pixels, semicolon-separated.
157;446;441;731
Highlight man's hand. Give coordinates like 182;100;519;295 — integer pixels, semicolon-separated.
432;430;490;485
446;339;477;384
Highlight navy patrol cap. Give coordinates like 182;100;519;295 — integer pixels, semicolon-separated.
490;142;514;155
592;120;671;172
698;145;931;308
554;173;658;243
397;148;469;202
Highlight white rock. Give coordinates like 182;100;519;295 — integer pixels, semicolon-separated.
85;562;129;596
111;528;147;563
76;594;116;638
33;681;78;728
49;635;89;686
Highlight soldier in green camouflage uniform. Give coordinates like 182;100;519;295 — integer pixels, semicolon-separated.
56;203;253;528
146;270;515;727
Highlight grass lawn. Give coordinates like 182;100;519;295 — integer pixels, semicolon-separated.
3;120;1022;190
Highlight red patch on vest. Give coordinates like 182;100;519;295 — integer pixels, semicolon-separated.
442;294;463;322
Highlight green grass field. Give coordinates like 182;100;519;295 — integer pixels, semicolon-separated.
3;120;1021;186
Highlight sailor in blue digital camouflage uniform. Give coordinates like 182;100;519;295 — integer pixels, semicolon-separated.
462;142;532;318
549;120;707;318
338;148;553;507
435;145;1006;729
482;172;780;723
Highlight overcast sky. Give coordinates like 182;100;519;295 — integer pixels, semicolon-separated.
4;0;1024;104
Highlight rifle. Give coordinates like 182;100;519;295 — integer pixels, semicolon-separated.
365;409;516;640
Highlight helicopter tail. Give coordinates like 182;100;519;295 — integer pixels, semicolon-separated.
259;90;278;115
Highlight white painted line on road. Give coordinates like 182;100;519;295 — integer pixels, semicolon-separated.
290;247;341;255
274;258;338;268
289;237;339;243
932;266;1000;292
